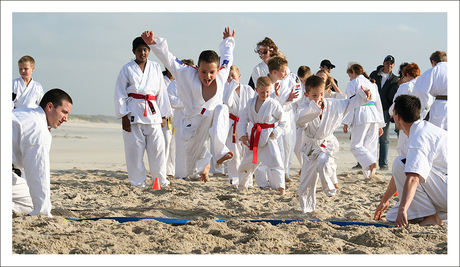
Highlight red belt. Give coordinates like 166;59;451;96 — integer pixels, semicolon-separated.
128;93;156;117
249;123;275;164
229;113;239;143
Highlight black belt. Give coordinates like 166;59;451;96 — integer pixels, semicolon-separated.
436;95;447;100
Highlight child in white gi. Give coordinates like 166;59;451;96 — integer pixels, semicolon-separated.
12;55;44;109
114;36;172;188
268;57;302;183
342;63;385;179
237;76;287;195
296;75;374;214
167;59;194;180
293;66;311;171
142;27;235;182
316;69;347;188
162;69;175;178
223;65;256;187
374;94;447;227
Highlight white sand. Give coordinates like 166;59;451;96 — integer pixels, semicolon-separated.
11;118;448;260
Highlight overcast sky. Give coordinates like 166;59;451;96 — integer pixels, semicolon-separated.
2;2;459;265
3;1;458;117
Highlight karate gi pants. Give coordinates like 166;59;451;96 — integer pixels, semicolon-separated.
162;122;175;177
174;122;188;179
12;172;35;215
282;111;296;178
350;123;379;178
226;126;244;186
299;151;337;213
184;104;230;177
123;123;169;187
386;156;447;222
238;138;285;191
294;126;304;166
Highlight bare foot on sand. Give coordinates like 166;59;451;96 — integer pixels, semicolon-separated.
200;164;210;182
278;188;285;195
285;174;292;182
420;213;443;226
369;162;377;177
334;183;340;189
217;151;234;164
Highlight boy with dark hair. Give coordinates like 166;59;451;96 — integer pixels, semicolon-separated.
237;76;287;195
13;88;73;217
374;95;447;227
142;27;236;182
12;55;44;109
114;35;172;189
296;75;373;214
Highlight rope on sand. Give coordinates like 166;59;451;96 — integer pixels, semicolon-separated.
66;217;394;228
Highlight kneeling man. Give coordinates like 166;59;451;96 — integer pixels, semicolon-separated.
374;94;447;227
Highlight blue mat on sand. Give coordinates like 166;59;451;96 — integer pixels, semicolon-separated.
66;217;393;228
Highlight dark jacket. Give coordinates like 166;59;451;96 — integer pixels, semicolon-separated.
370;65;399;111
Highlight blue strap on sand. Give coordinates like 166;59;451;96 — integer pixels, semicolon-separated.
66;217;393;228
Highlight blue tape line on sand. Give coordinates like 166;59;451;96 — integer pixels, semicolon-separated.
66;217;393;228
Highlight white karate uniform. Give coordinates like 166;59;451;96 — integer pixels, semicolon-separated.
292;83;307;167
388;78;434;156
342;75;385;178
386;120;447;222
237;97;286;190
114;59;172;187
271;73;302;178
296;86;377;213
149;36;235;177
167;80;188;179
162;76;175;177
12;107;52;217
223;80;256;186
412;62;447;130
12;78;44;109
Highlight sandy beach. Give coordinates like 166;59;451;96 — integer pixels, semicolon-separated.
10;117;450;263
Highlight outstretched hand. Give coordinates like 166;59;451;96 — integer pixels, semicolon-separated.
361;85;372;100
141;31;156;45
223;27;236;39
287;88;300;102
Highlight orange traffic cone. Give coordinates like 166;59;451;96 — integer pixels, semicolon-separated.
393;192;398;197
153;177;161;190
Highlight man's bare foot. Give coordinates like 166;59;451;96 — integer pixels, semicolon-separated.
334;183;340;189
278;188;285;195
285;174;292;182
200;164;210;182
217;151;234;164
419;213;443;226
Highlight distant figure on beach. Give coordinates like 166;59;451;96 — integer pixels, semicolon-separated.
114;36;172;189
412;50;447;130
369;55;399;171
12;88;73;217
223;65;256;188
12;55;44;109
374;94;447;227
237;76;286;195
142;27;235;182
296;75;373;214
342;63;385;180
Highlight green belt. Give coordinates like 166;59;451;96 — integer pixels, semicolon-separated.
362;102;375;106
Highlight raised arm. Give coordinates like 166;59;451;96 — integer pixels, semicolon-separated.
223;27;236;39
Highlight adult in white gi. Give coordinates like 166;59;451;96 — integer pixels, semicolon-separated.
223;66;256;187
412;51;447;130
374;94;447;227
237;77;287;194
12;55;44;109
296;75;374;214
12;88;73;216
342;65;385;179
114;36;172;188
143;28;235;181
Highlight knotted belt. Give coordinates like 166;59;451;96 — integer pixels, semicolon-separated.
249;123;275;164
128;93;156;117
229;113;239;143
436;95;447;101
